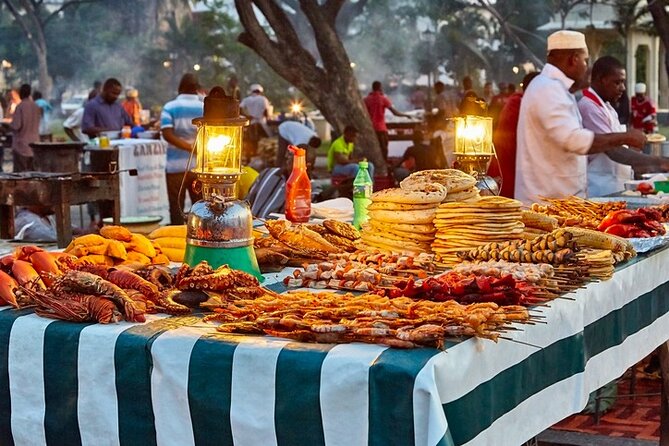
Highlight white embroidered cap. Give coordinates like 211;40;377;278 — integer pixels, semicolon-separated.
635;83;647;94
547;30;587;51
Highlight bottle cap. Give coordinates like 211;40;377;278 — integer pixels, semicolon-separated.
359;160;368;168
288;144;305;156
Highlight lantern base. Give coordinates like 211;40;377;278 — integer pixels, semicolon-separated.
184;243;264;282
454;154;492;177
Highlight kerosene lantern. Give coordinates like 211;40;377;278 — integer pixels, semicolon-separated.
453;115;500;194
183;86;262;279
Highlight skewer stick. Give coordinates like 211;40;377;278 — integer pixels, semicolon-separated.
498;336;542;349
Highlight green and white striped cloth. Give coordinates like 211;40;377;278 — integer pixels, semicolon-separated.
1;247;668;446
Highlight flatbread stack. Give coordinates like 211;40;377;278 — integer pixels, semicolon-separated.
431;196;524;266
357;183;446;255
400;169;480;202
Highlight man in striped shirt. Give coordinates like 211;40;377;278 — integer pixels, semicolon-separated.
160;73;204;225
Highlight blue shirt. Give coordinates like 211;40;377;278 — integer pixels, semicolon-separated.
160;94;203;173
81;95;132;135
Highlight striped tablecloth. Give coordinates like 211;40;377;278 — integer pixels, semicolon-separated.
1;247;668;446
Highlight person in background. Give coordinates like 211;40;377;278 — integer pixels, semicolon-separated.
4;89;20;119
32;91;52;140
631;83;657;134
14;205;87;242
460;76;475;100
409;86;426;111
240;83;271;157
10;83;40;172
393;129;438;181
515;30;646;203
364;81;412;162
482;81;494;105
121;88;142;126
612;89;630;126
327;125;375;179
63;90;97;143
89;80;102;99
488;82;510;124
160;73;204;225
82;78;132;138
227;75;241;101
488;72;539;198
433;81;459;120
579;56;669;196
276;119;321;176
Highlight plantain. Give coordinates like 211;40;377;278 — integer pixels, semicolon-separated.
148;225;187;239
99;225;133;242
126;251;152;265
151;253;171;265
106;240;128;260
153;237;186;250
124;234;156;258
86;240;111;255
67;234;108;250
160;247;184;263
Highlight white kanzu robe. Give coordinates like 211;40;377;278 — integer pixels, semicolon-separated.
578;88;633;197
515;64;595;204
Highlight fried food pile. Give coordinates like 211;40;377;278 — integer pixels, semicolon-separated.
204;290;533;348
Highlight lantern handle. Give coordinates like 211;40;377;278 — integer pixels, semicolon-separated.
179;140;199;221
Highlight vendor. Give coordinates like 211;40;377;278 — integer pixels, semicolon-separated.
276;120;321;174
515;30;646;203
82;78;132;138
579;56;669;197
326;126;375;179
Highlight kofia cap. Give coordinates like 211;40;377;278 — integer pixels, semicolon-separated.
547;30;587;51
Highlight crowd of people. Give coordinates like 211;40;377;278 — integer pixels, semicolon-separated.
0;29;666;240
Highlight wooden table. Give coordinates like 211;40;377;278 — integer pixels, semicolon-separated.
0;173;120;248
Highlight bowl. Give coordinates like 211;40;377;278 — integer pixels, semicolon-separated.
100;130;120;140
137;130;159;139
654;181;669;193
624;180;652;191
102;215;163;235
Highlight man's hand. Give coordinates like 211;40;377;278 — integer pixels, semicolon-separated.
625;129;647;150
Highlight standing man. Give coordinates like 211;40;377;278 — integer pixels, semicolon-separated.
82;78;132;138
631;83;657;134
433;81;458;120
363;81;411;162
579;56;669;196
240;84;271;157
160;73;204;225
10;84;41;172
515;30;646;203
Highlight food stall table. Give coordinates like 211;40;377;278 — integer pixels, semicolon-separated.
0;248;668;445
0;172;120;248
101;139;170;223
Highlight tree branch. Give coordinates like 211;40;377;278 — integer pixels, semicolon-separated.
3;0;34;41
44;0;98;26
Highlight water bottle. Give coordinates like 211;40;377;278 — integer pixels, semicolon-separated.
352;160;373;229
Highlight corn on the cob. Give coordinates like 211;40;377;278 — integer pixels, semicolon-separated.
566;227;629;252
521;210;559;231
148;225;187;239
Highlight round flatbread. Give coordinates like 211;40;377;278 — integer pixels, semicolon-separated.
367;201;437;211
368;221;436;234
364;222;436;242
361;232;431;251
368;208;436;224
371;184;446;204
400;169;477;193
438;196;522;210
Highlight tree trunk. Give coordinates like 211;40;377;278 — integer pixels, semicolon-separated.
649;0;669;83
234;0;387;175
35;45;53;99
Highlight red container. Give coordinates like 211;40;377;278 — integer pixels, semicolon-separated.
285;145;311;222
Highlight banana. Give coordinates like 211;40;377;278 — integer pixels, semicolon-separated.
148;225;187;239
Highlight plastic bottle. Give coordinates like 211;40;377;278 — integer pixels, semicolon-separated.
285;145;311;223
352;160;373;229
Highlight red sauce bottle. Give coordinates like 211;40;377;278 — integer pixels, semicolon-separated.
285;145;311;222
